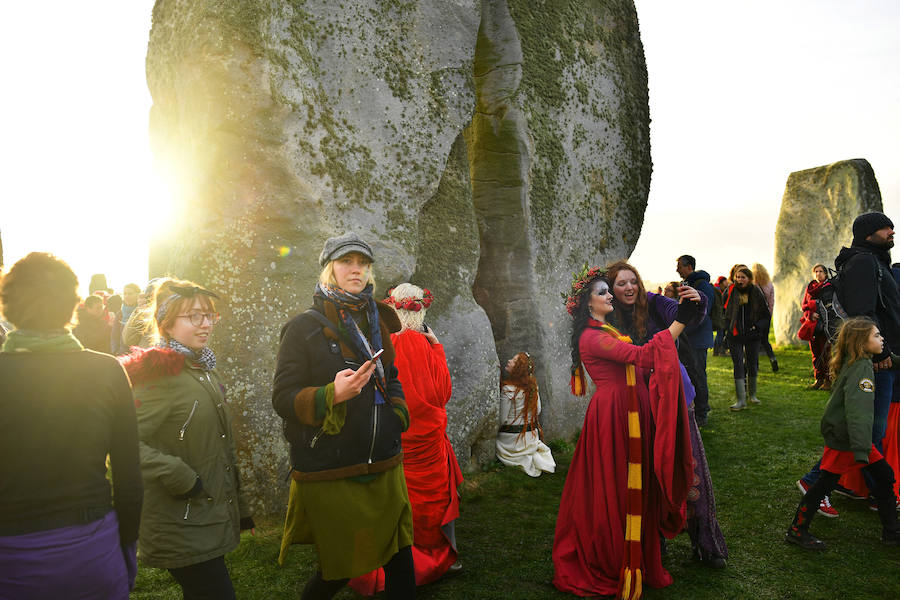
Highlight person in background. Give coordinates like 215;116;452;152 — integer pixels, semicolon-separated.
713;276;729;356
89;273;112;296
350;283;463;595
752;263;779;372
121;283;140;327
121;278;253;599
676;255;717;427
123;279;161;349
106;294;126;356
798;264;833;390
496;351;556;477
73;294;112;354
0;252;143;598
724;266;770;410
663;282;679;299
273;232;415;600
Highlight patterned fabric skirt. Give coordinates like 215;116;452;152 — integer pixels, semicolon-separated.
684;406;728;560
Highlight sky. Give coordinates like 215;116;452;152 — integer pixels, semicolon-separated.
2;1;899;295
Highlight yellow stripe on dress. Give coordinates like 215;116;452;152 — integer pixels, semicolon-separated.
626;514;642;541
628;411;640;436
626;364;636;386
627;462;642;489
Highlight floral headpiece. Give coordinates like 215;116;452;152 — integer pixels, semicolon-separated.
561;263;606;316
384;287;434;312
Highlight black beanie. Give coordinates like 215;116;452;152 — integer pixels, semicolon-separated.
852;212;893;244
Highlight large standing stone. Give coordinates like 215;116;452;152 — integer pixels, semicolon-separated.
773;159;883;346
146;0;650;513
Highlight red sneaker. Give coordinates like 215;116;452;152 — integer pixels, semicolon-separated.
796;480;838;517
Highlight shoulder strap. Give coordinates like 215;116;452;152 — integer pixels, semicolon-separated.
302;309;341;341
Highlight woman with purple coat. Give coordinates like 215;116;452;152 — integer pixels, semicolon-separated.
606;260;728;569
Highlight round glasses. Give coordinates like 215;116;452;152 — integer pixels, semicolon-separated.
176;312;221;327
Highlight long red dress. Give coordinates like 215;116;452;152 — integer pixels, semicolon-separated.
349;330;463;594
553;322;692;597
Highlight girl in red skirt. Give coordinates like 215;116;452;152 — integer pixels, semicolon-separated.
786;316;900;549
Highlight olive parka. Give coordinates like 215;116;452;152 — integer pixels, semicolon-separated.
121;347;251;569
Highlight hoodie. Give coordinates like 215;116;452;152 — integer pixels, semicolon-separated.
835;241;900;360
684;270;716;349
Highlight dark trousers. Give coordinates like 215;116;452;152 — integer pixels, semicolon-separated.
809;335;831;381
168;555;235;600
797;460;898;533
729;337;760;380
301;546;416;600
688;345;710;418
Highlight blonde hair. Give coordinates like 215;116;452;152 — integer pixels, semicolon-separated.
389;283;426;331
136;277;217;345
752;263;771;288
318;258;376;289
829;317;877;381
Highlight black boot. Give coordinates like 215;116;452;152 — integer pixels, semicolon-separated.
785;502;826;550
866;459;900;545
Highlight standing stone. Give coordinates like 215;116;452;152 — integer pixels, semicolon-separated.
146;0;651;513
773;159;883;346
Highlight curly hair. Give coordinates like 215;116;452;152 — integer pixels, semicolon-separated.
0;252;80;330
502;352;542;440
605;260;649;342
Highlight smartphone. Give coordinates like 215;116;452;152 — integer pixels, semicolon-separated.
370;348;385;361
422;323;430;333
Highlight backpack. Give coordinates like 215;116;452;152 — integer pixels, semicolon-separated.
710;287;726;332
817;253;883;344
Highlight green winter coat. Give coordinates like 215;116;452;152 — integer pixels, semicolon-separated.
820;358;876;462
122;347;251;569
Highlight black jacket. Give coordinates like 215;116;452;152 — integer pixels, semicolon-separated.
724;284;770;341
272;300;407;480
836;242;900;361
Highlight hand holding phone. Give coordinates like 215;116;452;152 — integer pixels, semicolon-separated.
371;348;385;361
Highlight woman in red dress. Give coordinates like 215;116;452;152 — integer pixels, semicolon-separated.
553;266;697;599
349;283;463;595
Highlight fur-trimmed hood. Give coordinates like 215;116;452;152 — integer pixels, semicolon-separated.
119;346;187;387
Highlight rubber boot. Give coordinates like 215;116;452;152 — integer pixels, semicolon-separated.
730;378;747;411
748;375;761;405
868;461;900;545
785;502;826;550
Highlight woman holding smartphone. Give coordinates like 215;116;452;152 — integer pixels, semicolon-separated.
273;233;415;600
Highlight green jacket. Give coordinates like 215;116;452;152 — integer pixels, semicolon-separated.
122;347;251;569
820;358;876;462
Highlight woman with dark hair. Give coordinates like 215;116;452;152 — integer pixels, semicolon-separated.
496;351;556;477
604;260;728;569
724;266;771;410
273;232;415;600
553;265;697;598
0;252;143;598
121;277;254;599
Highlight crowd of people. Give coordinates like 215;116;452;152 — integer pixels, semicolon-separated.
2;213;900;598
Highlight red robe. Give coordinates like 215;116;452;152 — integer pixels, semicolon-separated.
349;330;463;594
553;325;692;597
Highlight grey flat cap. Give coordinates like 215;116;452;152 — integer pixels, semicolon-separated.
319;232;374;266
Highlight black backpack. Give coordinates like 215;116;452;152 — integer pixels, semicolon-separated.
817;253;883;343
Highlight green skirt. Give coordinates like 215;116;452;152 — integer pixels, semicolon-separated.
278;464;413;580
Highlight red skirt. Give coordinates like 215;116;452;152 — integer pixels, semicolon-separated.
822;445;883;474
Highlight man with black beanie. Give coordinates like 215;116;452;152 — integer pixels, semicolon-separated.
835;212;900;455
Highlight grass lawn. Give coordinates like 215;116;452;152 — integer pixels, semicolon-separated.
133;345;900;599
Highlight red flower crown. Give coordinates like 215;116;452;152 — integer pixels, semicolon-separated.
384;287;434;312
562;263;605;316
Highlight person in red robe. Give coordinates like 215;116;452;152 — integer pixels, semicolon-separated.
553;266;697;599
349;283;463;595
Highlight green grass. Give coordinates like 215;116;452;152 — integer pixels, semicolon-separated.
134;346;900;599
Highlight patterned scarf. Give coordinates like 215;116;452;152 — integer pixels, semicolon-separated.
159;338;216;371
314;282;387;403
573;319;644;600
2;329;84;353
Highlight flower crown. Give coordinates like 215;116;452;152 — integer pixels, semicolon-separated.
561;263;606;316
384;287;434;312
